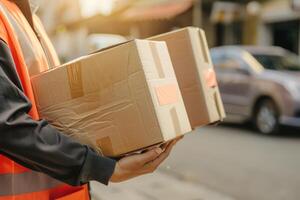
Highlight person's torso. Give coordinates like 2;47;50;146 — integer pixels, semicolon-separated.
0;0;60;76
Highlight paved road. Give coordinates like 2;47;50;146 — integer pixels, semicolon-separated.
91;125;300;200
162;125;300;200
91;170;234;200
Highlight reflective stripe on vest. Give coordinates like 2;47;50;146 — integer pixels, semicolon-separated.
0;171;61;196
0;1;89;199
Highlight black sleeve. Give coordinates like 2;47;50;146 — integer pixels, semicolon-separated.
0;39;116;186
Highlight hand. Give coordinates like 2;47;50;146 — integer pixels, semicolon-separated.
110;137;182;183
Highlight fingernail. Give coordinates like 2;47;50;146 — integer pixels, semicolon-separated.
155;148;163;154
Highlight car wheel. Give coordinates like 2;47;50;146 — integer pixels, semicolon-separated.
254;99;279;134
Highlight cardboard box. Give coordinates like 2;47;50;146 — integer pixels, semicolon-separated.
149;27;226;128
31;39;191;157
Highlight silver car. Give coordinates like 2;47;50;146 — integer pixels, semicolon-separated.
210;46;300;134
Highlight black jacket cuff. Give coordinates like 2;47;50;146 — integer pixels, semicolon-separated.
79;147;116;185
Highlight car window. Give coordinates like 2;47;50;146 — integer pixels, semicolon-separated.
252;53;300;71
211;49;253;74
227;51;254;72
211;50;228;70
213;51;244;73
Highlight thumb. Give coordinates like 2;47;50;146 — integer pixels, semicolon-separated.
137;148;163;165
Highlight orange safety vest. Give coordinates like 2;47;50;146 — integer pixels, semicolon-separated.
0;1;89;200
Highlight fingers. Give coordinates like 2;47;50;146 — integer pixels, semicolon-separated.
136;147;163;165
177;135;184;140
111;147;163;182
156;140;177;162
111;138;180;182
143;140;177;173
160;137;182;151
110;137;182;182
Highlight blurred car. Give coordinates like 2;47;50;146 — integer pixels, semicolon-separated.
210;46;300;134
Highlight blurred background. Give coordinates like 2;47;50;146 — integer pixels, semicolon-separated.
34;0;300;199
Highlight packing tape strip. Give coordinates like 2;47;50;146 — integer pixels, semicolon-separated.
214;92;225;121
96;136;114;156
155;84;179;106
149;42;165;79
170;107;182;136
198;29;210;64
204;68;217;88
67;62;84;99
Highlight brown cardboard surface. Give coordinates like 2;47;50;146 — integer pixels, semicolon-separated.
149;27;226;128
31;39;191;157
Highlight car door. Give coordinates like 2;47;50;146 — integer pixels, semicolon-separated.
214;51;253;116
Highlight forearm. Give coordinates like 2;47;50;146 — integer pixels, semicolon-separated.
0;39;116;186
0;115;116;186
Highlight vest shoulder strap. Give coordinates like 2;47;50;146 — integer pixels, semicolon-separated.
0;13;8;43
0;4;39;119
